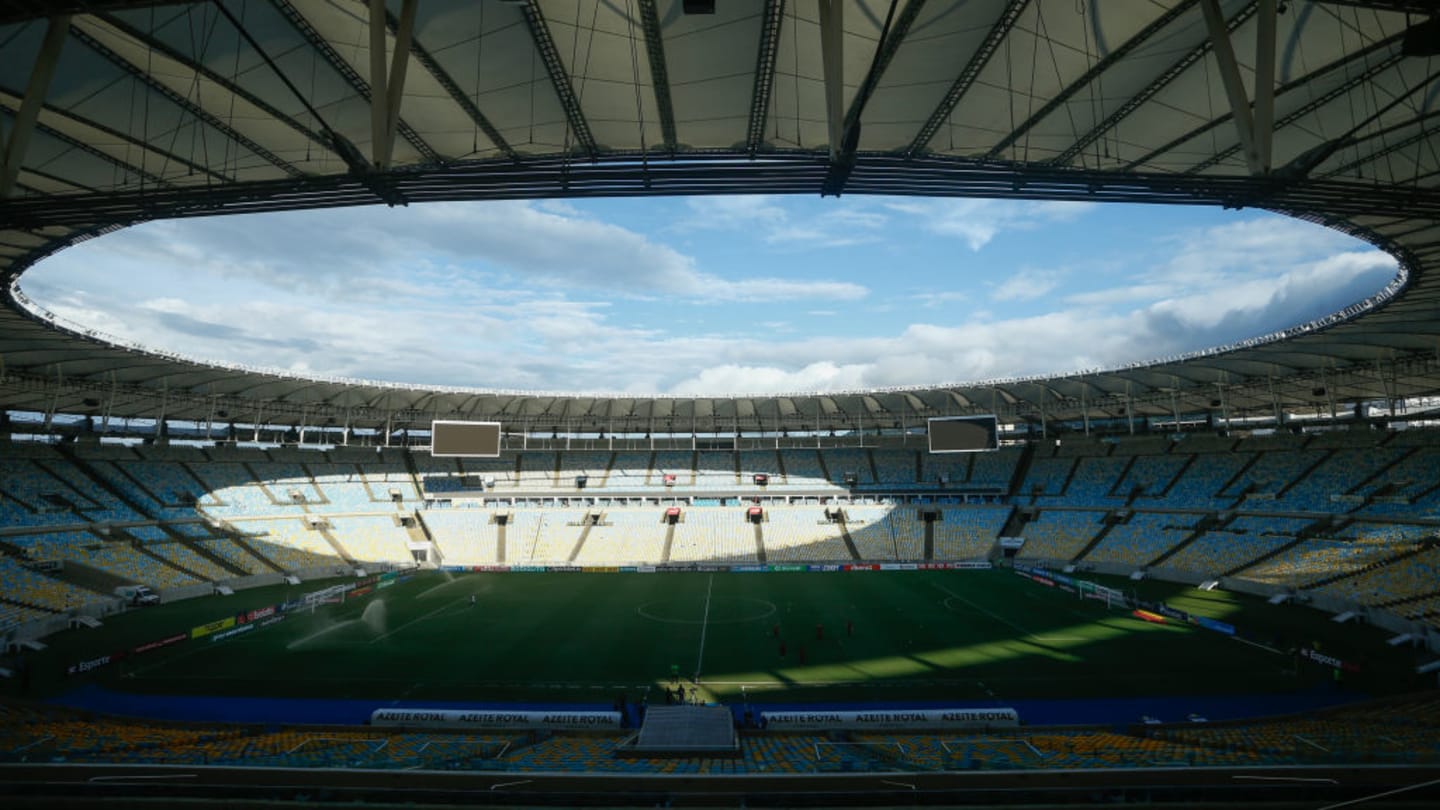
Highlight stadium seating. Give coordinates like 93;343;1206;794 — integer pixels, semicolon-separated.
1060;457;1131;505
763;509;851;562
933;507;1010;560
6;431;1440;633
422;509;502;565
1119;455;1191;500
825;449;874;486
1019;456;1074;499
1222;449;1327;500
1160;452;1253;508
1083;512;1195;568
324;516;415;564
196;538;273;575
1015;510;1106;562
1277;446;1409;512
669;508;757;563
694;452;738;489
578;509;671;563
1311;544;1440;606
145;542;231;581
4;689;1440;774
1163;515;1312;576
0;556;101;611
777;450;828;488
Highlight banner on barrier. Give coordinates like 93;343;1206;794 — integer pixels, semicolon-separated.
133;633;187;655
190;616;235;639
238;605;276;624
210;623;256;643
1193;616;1236;636
1132;609;1167;624
760;708;1019;731
370;708;622;730
1300;647;1362;673
67;652;123;676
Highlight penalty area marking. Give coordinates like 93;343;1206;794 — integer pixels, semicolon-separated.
936;588;1032;636
937;589;1087;648
635;597;777;626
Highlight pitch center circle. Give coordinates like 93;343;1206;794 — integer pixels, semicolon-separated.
636;597;777;625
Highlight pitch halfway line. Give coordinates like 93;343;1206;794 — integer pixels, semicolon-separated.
693;573;715;681
370;598;466;645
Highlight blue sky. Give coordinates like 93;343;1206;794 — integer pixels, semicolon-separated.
20;195;1399;395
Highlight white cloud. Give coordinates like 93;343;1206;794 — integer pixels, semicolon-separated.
17;201;1400;397
990;269;1064;302
682;196;888;248
883;199;1099;250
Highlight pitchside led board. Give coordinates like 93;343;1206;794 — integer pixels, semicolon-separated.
927;415;1000;454
430;421;502;458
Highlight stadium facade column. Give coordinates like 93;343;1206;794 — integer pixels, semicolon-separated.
1125;383;1134;435
0;14;70;198
1170;383;1181;435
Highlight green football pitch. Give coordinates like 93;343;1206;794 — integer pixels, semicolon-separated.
12;569;1424;705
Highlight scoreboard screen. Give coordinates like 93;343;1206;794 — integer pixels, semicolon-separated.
927;415;999;453
430;421;501;458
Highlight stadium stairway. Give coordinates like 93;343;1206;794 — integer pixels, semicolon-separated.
1274;450;1337;501
753;521;766;563
169;533;249;578
215;527;286;574
1146;513;1227;568
52;444;152;520
1216;455;1261;506
242;463;289;507
1069;512;1122;564
1223;516;1342;579
815;453;833;486
130;539;211;583
1344;446;1421;513
404;513;439;565
1302;541;1435;591
1111;456;1140;502
661;519;675;564
832;513;863;561
47;555;135;592
567;514;596;562
314;525;358;567
1154;454;1198;500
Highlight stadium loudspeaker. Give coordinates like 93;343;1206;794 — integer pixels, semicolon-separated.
1312;386;1327;397
683;0;716;13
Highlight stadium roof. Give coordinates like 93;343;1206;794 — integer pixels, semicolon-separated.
0;0;1439;432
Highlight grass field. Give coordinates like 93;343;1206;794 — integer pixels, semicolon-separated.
10;569;1426;706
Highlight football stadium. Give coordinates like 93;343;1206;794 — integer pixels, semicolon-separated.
3;1;1440;807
